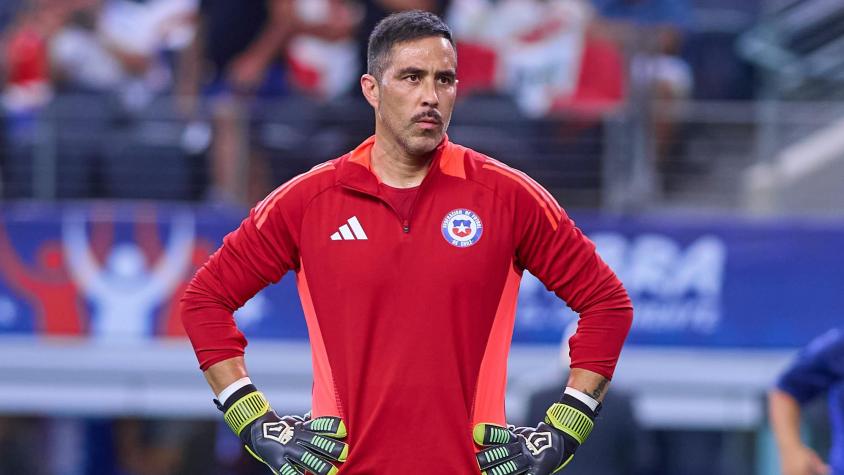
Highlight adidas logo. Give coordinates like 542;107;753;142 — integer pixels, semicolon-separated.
330;216;368;241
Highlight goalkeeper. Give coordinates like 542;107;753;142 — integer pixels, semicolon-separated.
181;10;633;475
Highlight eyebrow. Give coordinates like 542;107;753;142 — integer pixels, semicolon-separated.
395;67;457;78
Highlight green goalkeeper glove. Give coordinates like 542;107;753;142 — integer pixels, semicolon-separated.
216;384;349;475
474;393;597;475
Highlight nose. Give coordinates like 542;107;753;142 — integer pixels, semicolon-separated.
420;78;439;108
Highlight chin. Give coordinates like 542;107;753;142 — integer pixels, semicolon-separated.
405;133;442;156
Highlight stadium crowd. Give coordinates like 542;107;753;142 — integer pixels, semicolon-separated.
0;0;710;206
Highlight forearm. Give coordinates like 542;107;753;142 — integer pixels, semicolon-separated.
769;389;805;451
566;367;610;403
204;356;249;396
568;294;633;381
242;0;297;67
175;17;204;104
243;27;289;67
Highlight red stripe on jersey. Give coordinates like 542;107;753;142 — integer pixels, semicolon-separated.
485;158;563;221
483;163;562;230
471;261;522;429
439;143;467;179
348;135;376;168
254;163;335;229
298;260;343;419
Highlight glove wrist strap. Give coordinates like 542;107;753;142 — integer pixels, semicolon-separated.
545;395;596;445
220;386;271;436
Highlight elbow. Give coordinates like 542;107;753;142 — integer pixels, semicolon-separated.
179;270;236;335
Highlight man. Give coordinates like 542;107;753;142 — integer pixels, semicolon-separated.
181;11;633;474
770;328;844;475
177;0;296;203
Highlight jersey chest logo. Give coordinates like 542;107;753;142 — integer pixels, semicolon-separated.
441;209;483;247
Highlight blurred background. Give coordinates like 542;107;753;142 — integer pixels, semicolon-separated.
0;0;842;474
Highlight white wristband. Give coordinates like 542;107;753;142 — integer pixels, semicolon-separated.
217;377;252;405
564;387;600;411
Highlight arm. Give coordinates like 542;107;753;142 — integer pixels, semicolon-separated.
511;173;633;386
180;205;297;372
567;368;610;403
475;166;632;475
174;12;203;118
181;189;349;474
769;389;829;475
61;212;106;297
204;356;249;396
226;0;297;92
145;214;195;301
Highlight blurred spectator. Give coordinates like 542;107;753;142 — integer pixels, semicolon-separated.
287;0;361;100
769;327;844;475
589;0;693;170
178;0;360;204
49;0;195;109
177;0;299;203
1;0;62;115
590;0;692;98
355;0;451;77
447;0;625;117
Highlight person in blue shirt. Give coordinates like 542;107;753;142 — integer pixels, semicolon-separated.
770;328;844;475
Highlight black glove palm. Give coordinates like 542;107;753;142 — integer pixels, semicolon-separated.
474;395;596;475
220;386;348;475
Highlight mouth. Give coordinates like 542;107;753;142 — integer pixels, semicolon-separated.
412;110;443;130
414;117;442;131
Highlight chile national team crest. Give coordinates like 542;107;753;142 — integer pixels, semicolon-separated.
441;209;483;248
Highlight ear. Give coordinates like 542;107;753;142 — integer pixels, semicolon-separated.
360;74;380;109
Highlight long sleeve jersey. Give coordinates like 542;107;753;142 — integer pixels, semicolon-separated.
777;328;844;475
182;135;633;474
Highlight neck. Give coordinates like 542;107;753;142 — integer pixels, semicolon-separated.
370;135;434;188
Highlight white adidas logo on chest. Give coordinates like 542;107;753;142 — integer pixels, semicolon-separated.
330;216;368;241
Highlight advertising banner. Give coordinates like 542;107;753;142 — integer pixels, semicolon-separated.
0;204;840;348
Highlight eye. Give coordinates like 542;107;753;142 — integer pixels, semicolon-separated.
405;74;419;82
438;76;454;85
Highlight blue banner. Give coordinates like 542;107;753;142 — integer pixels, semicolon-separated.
0;203;308;341
0;204;840;348
515;214;844;347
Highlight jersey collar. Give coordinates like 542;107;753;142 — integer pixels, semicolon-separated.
336;134;466;195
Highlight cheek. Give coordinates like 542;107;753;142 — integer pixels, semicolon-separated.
440;89;457;116
381;95;411;122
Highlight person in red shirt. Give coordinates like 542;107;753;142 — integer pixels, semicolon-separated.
181;10;633;475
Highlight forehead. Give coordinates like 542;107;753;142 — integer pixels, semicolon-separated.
385;36;457;72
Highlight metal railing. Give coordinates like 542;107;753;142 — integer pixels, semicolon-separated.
2;93;843;215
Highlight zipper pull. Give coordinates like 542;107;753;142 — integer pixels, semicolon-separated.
402;221;410;233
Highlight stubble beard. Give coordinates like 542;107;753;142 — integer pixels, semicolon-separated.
378;107;448;159
399;120;449;158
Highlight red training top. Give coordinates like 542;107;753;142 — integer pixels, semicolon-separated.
181;135;633;474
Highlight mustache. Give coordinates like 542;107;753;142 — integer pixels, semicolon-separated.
412;110;443;123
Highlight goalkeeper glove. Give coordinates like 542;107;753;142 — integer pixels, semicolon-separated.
474;393;597;475
216;384;349;475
